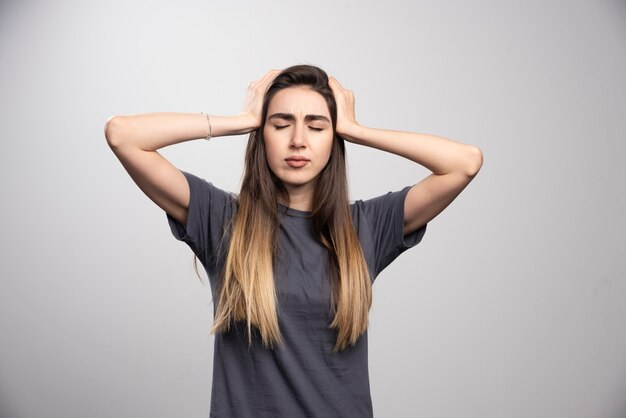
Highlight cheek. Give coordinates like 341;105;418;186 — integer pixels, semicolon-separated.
321;135;334;160
262;128;276;155
262;131;282;171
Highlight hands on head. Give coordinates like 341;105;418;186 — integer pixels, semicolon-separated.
240;69;281;130
328;76;359;139
240;69;360;139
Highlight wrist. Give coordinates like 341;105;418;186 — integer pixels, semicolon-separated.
236;112;261;133
337;122;363;143
205;114;258;138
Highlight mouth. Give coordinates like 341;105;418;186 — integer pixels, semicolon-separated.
285;156;310;168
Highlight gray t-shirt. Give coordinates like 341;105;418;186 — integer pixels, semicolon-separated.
167;171;426;417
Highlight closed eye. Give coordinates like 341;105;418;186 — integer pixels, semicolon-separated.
309;127;324;131
274;125;289;130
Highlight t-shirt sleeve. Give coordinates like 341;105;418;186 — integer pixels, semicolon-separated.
166;170;235;268
352;185;427;279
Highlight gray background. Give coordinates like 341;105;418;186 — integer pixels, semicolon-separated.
1;0;625;417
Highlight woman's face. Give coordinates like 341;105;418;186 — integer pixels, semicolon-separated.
263;86;334;198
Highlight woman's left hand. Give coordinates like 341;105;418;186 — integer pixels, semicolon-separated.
329;76;360;141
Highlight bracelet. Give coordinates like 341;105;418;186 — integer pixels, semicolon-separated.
200;112;212;141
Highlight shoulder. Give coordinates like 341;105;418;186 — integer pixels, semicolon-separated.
350;186;413;218
180;170;238;206
349;186;426;278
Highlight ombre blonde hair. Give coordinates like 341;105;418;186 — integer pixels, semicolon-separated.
211;65;372;352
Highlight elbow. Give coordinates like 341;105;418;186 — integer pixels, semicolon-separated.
463;145;483;177
104;115;125;150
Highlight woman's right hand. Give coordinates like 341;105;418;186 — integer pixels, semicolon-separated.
240;69;281;130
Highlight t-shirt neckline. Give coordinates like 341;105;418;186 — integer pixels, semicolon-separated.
278;204;312;218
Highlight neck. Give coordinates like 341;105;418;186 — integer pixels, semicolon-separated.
283;183;315;212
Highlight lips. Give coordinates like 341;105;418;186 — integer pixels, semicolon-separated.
285;156;310;168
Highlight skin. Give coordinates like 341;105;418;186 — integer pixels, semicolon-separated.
105;69;482;237
327;76;483;235
262;86;334;211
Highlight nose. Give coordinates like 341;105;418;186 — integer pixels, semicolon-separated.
289;123;307;149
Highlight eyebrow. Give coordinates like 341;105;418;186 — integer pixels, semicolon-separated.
268;113;331;124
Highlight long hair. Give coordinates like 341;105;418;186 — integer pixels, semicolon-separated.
211;65;372;352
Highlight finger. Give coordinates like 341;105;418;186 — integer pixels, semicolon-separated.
329;76;344;91
261;69;280;83
254;69;280;90
249;70;278;89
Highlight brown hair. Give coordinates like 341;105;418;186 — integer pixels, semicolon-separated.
211;65;372;352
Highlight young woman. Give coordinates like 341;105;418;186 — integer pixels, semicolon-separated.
105;65;482;417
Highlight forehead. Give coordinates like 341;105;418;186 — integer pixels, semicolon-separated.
267;86;330;117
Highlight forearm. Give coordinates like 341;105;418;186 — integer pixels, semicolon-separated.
342;124;483;177
104;112;255;151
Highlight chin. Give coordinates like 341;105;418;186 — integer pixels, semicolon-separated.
279;175;317;188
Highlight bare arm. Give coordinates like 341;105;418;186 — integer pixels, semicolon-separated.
104;70;280;225
329;77;483;236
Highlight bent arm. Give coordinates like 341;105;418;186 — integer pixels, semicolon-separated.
329;77;483;236
104;112;256;225
341;124;483;235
